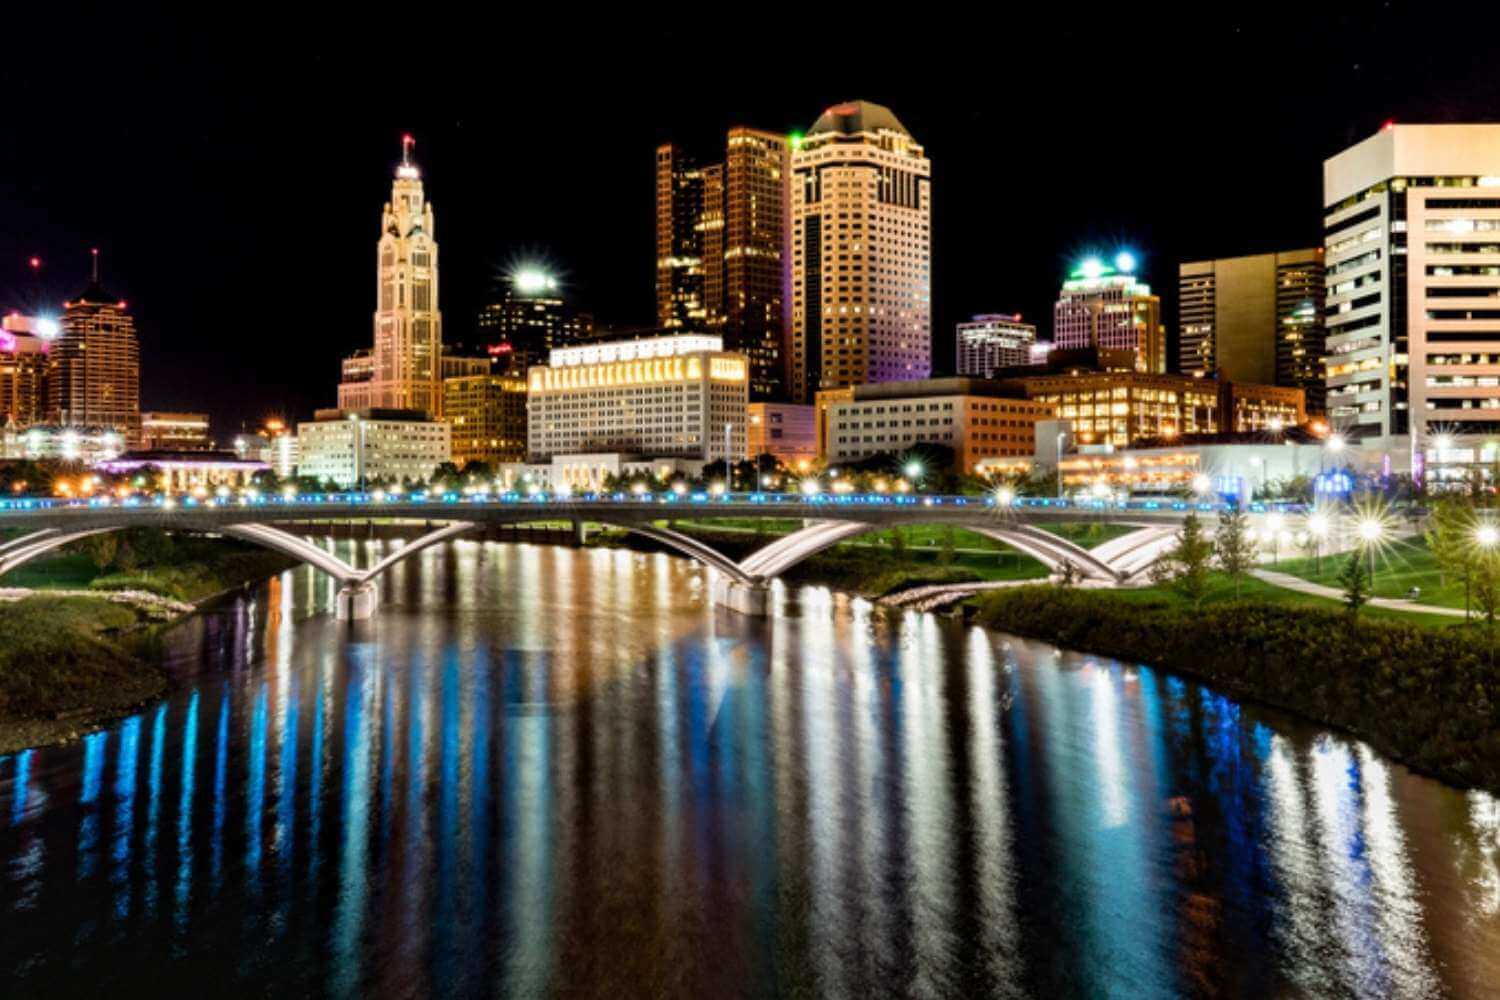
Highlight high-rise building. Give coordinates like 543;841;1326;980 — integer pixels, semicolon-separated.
1053;257;1164;374
655;129;791;400
141;412;212;450
297;408;451;489
49;257;140;444
790;101;931;402
1323;124;1500;459
1178;249;1327;411
338;136;443;418
746;402;817;467
956;314;1040;377
442;372;528;467
475;268;595;374
0;315;52;428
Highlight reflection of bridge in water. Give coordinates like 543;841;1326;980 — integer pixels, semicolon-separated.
0;494;1258;618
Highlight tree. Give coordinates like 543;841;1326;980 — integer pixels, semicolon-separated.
1056;559;1081;588
1151;512;1214;607
1425;497;1476;616
1338;551;1372;618
1214;508;1255;599
1475;552;1500;629
83;533;119;572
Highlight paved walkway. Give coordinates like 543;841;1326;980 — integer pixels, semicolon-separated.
1248;569;1468;618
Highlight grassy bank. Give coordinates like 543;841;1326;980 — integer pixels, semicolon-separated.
0;596;169;753
973;585;1500;792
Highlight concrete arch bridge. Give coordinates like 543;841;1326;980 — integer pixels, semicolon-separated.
0;495;1236;618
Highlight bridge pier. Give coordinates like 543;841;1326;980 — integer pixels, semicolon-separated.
714;578;770;617
572;519;588;547
336;581;379;620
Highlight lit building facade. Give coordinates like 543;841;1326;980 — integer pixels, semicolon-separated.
956;314;1040;377
746;402;817;467
1322;124;1500;460
1058;440;1327;495
49;268;140;445
443;373;527;466
141;412;212;451
232;427;299;479
526;334;748;465
0;315;50;428
1;424;124;463
1005;369;1304;447
1178;249;1326;411
297;407;451;488
824;378;1054;472
656;130;790;400
790;101;931;402
1053;262;1164;373
338;137;443;418
96;450;267;493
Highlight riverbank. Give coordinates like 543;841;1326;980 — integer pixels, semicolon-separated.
0;533;300;754
973;585;1500;793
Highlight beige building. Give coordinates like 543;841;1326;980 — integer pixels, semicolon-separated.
824;378;1054;472
526;335;748;467
1323;124;1500;467
956;314;1041;376
338;137;443;418
297;407;451;488
443;373;527;467
1053;261;1165;373
141;412;212;451
790;101;931;402
1179;249;1326;411
50;262;141;445
747;402;817;467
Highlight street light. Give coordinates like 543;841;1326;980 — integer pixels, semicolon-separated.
1055;431;1068;499
1307;511;1331;574
1191;472;1212;498
1357;516;1384;580
993;485;1015;508
1266;512;1285;565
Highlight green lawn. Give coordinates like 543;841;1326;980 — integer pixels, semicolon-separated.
1105;569;1464;629
1269;536;1470;612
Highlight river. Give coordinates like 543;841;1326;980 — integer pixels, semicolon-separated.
2;539;1499;998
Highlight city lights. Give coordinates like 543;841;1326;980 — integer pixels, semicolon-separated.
1114;251;1136;273
1078;256;1106;280
512;267;558;295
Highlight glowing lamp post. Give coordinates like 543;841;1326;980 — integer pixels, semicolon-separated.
1357;517;1384;580
1191;473;1212;499
1307;512;1331;574
1266;513;1285;566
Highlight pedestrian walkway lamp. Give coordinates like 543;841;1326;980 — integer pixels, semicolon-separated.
1307;512;1331;575
1357;517;1384;581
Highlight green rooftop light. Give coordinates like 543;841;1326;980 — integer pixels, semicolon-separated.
789;132;804;150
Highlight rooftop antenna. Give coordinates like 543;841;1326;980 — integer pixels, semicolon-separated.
90;247;100;284
402;133;414;166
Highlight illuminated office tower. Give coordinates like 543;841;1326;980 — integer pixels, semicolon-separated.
1178;249;1326;411
475;268;595;373
1053;255;1164;373
339;136;443;417
0;314;52;427
790;101;931;402
655;129;790;399
49;255;141;444
1323;124;1500;460
956;314;1040;376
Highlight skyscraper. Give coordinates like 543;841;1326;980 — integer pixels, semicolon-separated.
956;314;1040;376
1177;249;1326;411
339;136;443;417
1053;257;1164;373
790;101;931;403
1323;124;1500;458
655;128;790;399
475;268;594;374
0;315;52;428
49;253;140;444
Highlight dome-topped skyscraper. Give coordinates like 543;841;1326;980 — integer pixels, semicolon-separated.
339;135;444;417
789;101;930;402
49;249;141;444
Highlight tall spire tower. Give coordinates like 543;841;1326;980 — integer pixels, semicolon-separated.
341;134;443;416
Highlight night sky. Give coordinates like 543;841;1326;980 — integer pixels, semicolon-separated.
3;7;1498;437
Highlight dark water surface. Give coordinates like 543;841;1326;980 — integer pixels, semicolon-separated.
3;540;1500;998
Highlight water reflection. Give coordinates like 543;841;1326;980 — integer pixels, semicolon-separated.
1;540;1499;997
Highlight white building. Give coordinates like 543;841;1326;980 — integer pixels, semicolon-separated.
524;334;749;488
790;100;931;402
1323;124;1500;478
297;408;450;488
956;314;1040;376
337;136;443;418
1;424;125;463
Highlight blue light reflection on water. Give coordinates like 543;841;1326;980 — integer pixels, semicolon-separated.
0;543;1498;997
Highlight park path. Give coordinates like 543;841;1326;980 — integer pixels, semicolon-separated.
1248;569;1468;618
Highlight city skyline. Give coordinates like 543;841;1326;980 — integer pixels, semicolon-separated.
3;13;1499;434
